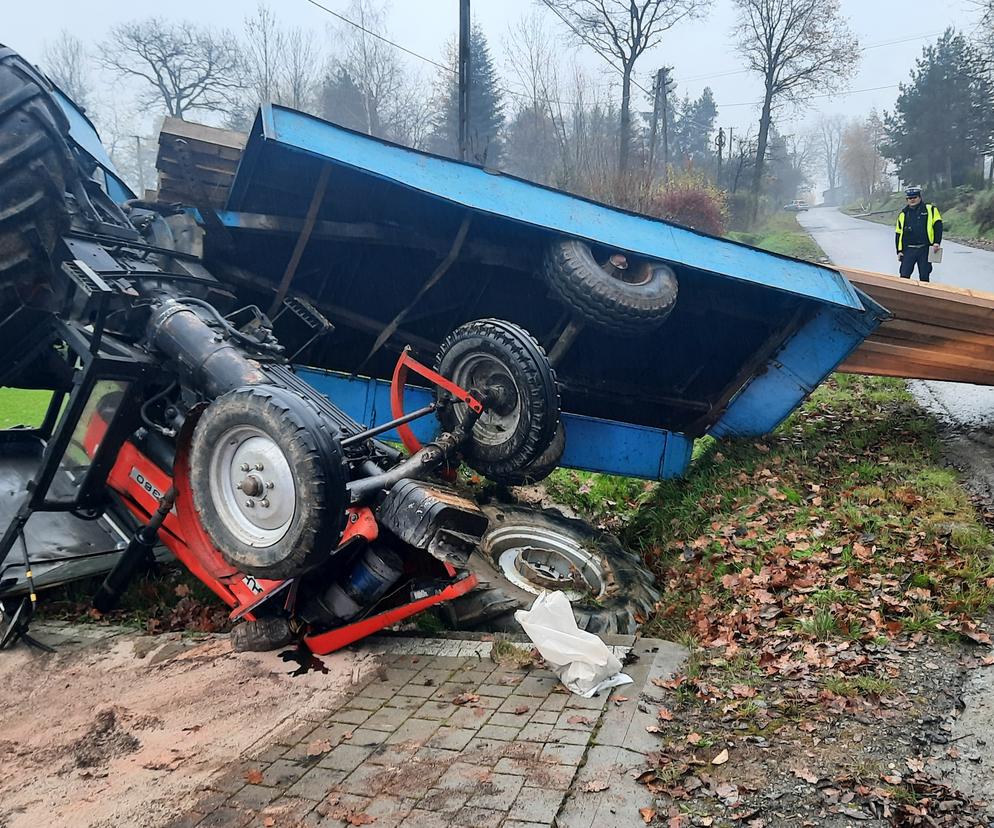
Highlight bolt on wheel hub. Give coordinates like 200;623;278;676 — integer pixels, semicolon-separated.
208;425;296;547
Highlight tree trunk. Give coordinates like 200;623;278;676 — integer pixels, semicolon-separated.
619;65;632;174
750;87;774;222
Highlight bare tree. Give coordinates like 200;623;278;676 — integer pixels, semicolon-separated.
731;0;858;218
539;0;711;174
243;4;285;106
812;113;846;194
283;28;321;112
503;12;569;183
99;18;244;119
43;30;92;111
841;110;888;204
335;0;404;137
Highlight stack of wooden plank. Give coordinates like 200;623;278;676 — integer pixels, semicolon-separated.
839;267;994;385
155;118;247;209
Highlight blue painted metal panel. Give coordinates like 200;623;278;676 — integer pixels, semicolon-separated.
710;295;888;439
295;367;693;480
229;105;863;311
54;90;135;202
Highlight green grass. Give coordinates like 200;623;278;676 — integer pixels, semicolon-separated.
727;213;826;261
0;387;53;428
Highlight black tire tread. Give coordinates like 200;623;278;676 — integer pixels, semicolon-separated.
448;504;660;635
189;385;349;580
436;318;560;481
543;239;678;335
0;45;76;289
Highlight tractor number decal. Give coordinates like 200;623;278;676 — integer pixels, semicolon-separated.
242;576;265;595
130;467;165;501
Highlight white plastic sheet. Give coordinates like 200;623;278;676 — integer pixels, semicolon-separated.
514;591;633;697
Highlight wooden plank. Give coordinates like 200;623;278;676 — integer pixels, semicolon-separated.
838;267;994;384
159;117;247;152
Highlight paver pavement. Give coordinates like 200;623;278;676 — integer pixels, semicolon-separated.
169;633;685;828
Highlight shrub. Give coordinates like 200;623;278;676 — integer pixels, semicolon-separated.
645;170;728;236
972;189;994;234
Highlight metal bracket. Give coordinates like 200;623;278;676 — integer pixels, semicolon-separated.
389;347;483;455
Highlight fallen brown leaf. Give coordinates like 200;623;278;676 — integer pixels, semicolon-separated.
640;807;656;824
244;768;264;785
657;707;674;721
711;748;729;765
512;705;530;715
582;779;610;792
793;766;818;784
306;739;332;756
568;715;594;726
452;692;480;706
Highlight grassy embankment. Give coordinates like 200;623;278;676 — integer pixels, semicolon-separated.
843;188;994;242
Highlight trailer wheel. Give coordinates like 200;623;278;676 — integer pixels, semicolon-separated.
435;319;560;481
444;505;660;635
0;46;77;291
487;424;565;487
543;238;678;335
189;385;349;579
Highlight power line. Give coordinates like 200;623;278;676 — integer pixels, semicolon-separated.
302;0;454;75
675;30;944;85
721;82;902;109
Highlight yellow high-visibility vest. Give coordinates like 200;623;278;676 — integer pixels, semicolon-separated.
896;204;942;250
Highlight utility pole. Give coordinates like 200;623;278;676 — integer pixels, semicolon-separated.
715;127;726;173
660;67;674;184
648;68;663;176
648;67;675;182
457;0;471;162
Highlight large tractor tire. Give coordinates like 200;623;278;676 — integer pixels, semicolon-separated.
444;504;660;635
0;46;77;292
189;385;350;580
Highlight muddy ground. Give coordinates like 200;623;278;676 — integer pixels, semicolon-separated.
0;625;373;828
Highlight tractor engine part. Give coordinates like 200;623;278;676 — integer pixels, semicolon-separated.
435;319;561;481
188;384;349;579
376;479;489;566
146;299;269;397
300;545;403;625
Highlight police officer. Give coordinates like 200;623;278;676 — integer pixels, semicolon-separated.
895;186;942;282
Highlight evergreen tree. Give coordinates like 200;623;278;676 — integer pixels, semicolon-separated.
429;26;505;165
318;65;368;133
673;87;718;170
882;29;994;188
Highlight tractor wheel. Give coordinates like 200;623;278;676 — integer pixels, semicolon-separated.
444;504;660;635
543;238;678;335
487;423;565;487
189;385;349;579
435;319;560;482
0;46;77;293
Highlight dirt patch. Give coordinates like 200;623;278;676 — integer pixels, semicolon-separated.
0;625;375;828
70;708;141;770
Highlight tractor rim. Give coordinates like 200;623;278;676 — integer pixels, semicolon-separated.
489;523;606;600
208;425;296;547
450;352;522;447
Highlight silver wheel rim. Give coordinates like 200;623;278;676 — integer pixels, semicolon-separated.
488;523;607;601
450;353;521;447
208;425;296;547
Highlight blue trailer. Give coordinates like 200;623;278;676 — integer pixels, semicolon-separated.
170;104;888;481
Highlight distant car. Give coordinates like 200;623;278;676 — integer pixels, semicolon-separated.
783;200;809;212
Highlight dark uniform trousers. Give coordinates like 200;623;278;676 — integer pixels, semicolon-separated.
899;245;931;282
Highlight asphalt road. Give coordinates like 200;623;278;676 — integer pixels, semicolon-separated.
800;206;994;804
797;205;994;292
798;206;994;431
